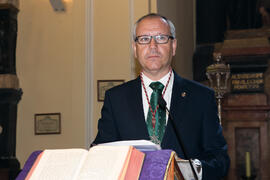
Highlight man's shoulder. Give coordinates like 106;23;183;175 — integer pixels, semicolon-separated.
174;73;214;95
107;77;140;94
182;78;212;92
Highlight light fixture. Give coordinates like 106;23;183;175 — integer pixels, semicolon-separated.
206;52;230;124
49;0;65;11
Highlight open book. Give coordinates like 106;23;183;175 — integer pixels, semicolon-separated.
98;140;198;179
25;146;145;180
98;140;183;180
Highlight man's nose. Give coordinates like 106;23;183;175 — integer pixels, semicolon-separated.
149;37;158;48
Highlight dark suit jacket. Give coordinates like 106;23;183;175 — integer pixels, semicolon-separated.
92;72;230;179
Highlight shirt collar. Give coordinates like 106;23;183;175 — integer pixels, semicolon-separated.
141;71;173;88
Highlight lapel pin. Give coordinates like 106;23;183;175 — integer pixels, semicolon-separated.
181;92;186;97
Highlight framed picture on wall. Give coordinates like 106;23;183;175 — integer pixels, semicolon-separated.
97;80;125;101
35;113;61;135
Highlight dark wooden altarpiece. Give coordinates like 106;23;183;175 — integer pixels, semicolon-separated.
220;30;270;180
193;28;270;180
222;93;270;180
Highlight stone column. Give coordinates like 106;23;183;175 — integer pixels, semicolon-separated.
0;1;22;179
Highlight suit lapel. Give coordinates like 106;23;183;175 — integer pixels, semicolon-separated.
170;73;188;121
127;77;150;139
162;72;189;146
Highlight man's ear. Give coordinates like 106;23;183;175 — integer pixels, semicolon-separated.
172;39;177;56
132;41;137;58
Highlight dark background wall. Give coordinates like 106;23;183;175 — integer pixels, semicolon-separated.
196;0;265;44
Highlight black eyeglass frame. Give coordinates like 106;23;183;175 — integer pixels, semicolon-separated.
134;35;174;44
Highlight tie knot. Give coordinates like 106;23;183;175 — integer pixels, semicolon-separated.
150;81;164;93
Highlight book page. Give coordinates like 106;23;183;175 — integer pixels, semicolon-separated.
76;146;132;180
28;149;88;180
98;140;161;151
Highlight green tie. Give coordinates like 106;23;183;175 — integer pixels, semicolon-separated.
146;81;166;145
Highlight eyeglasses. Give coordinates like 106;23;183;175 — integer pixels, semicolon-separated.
135;35;174;44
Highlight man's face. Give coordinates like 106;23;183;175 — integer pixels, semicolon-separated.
133;17;177;78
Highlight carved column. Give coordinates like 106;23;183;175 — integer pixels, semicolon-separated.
0;1;22;180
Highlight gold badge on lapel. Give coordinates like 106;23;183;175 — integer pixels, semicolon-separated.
181;92;186;97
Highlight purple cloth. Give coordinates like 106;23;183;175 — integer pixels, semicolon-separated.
139;150;173;180
15;151;42;180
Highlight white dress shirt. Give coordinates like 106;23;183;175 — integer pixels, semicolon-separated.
141;71;174;122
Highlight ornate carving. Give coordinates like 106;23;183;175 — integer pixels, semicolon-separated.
0;4;20;179
0;0;19;9
0;74;19;88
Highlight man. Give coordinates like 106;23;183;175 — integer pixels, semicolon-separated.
92;13;230;179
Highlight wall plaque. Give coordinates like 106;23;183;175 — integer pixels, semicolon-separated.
97;80;124;101
35;113;61;135
231;72;264;93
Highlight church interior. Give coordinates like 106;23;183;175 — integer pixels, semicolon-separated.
0;0;270;179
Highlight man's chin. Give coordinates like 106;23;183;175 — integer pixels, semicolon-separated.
144;66;170;75
145;67;162;73
144;63;162;70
